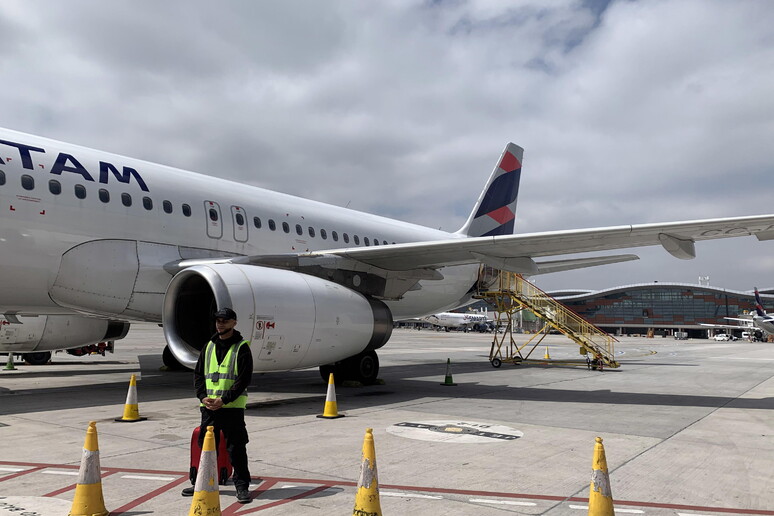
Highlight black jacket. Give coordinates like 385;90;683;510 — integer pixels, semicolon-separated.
194;330;253;406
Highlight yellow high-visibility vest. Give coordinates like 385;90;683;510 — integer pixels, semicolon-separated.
201;339;250;409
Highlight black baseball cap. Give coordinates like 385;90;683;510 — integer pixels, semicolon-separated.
214;308;237;320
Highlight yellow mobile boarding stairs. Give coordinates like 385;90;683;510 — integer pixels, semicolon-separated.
475;271;619;369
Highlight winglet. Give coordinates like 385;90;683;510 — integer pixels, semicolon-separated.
754;287;766;317
456;143;523;238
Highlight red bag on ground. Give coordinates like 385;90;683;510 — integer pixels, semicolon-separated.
189;426;232;485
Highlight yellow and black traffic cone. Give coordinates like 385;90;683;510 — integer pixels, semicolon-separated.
353;428;382;516
440;358;457;386
189;426;220;516
115;373;147;422
69;421;109;516
588;436;615;516
317;373;345;419
543;346;551;360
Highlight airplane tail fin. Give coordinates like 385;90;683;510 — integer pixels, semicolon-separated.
456;143;523;238
754;287;766;316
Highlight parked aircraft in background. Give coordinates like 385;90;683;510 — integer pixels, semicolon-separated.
420;311;493;332
2;126;774;382
701;288;774;339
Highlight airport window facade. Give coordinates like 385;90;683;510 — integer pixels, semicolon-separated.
553;284;774;334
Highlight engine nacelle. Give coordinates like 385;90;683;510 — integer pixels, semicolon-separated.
0;315;129;352
162;264;393;371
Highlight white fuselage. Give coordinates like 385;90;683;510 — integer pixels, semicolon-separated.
0;128;478;322
421;312;490;328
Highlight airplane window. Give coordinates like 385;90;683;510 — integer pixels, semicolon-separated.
253;217;262;229
308;227;315;238
282;222;290;233
21;174;34;191
143;197;153;210
320;229;327;240
163;200;173;214
49;180;61;195
332;231;338;242
364;237;370;246
295;224;302;236
268;219;276;231
383;240;388;245
74;184;86;199
373;239;379;246
98;189;110;203
391;242;396;245
353;235;360;245
343;233;349;244
209;208;218;221
0;170;5;185
235;213;245;226
182;204;192;217
121;193;132;207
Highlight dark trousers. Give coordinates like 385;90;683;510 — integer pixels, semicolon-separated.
195;406;251;490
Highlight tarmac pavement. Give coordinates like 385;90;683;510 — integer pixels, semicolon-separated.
1;325;773;514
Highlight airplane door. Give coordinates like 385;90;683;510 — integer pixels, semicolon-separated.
231;205;248;242
204;201;223;239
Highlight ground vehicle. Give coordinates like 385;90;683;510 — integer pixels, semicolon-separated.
713;334;737;341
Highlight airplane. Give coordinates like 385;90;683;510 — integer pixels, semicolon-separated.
3;126;774;383
700;288;774;338
420;311;492;332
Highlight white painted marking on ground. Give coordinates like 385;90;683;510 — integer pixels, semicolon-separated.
677;513;715;516
41;470;78;475
380;491;443;499
121;474;177;481
569;505;588;510
0;467;25;472
469;498;536;506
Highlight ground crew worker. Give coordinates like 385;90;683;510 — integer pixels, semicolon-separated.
182;308;253;504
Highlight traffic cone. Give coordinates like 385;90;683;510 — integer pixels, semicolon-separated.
353;428;382;516
440;358;457;386
4;352;16;371
544;346;551;360
317;373;344;419
115;374;147;422
69;421;109;516
189;426;221;515
588;436;614;516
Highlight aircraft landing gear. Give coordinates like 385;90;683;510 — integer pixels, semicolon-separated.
22;351;51;365
162;345;188;370
319;349;380;385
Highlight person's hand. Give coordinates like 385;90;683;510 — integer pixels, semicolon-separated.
203;397;224;410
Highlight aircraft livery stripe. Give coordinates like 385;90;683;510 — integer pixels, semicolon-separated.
474;170;521;218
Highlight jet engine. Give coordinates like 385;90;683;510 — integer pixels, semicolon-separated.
162;264;393;379
0;315;129;364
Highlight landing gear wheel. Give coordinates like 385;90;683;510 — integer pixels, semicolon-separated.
319;364;343;385
491;357;502;368
23;351;51;365
343;350;379;385
162;345;187;370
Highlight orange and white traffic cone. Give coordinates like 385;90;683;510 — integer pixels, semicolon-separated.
543;346;551;360
588;436;614;516
353;428;382;516
68;421;109;516
188;426;221;516
115;373;147;422
317;373;344;419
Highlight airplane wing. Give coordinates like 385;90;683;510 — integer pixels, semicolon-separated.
300;214;774;273
168;214;774;299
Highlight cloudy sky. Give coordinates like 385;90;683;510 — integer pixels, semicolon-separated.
2;0;774;291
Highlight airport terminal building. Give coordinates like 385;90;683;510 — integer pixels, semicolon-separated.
544;283;774;338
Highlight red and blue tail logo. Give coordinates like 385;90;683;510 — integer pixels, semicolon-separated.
457;143;523;238
754;288;767;317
